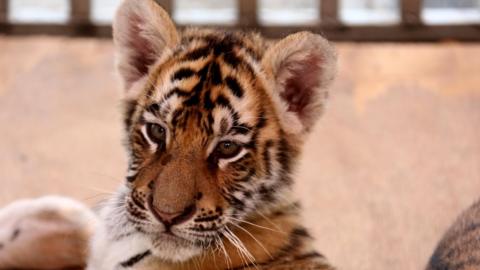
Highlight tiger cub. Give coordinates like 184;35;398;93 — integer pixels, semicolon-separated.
427;199;480;270
85;0;337;269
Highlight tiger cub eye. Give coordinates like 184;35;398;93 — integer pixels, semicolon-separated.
216;141;242;159
146;123;166;144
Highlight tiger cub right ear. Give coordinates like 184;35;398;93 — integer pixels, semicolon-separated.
262;32;336;137
113;0;179;92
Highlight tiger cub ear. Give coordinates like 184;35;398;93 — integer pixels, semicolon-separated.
262;32;336;136
113;0;179;92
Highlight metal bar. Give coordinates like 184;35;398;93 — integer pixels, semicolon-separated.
0;0;8;23
154;0;173;15
238;0;257;28
69;0;93;36
320;0;339;27
257;24;480;41
0;23;111;37
1;23;480;42
401;0;422;26
70;0;90;24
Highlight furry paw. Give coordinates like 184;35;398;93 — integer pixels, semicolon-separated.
0;196;97;269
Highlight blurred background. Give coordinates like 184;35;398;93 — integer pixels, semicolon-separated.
0;1;479;270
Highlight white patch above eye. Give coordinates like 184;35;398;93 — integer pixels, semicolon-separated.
211;107;233;134
218;148;248;170
221;134;252;145
143;111;162;124
141;124;158;153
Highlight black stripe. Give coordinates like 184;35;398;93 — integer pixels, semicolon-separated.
213;38;234;56
216;94;232;109
231;123;251;135
131;193;146;211
171;109;183;128
291;227;312;238
222;53;256;77
210;61;223;85
225;76;244;98
223;52;241;67
277;137;294;175
119;250;151;268
229;195;246;210
255;110;267;129
133;130;149;149
244;46;260;61
126;175;136;182
163;87;191;101
184;46;211;61
203;89;215;110
263;140;274;177
197;62;210;79
273;226;311;257
146;103;159;114
172;68;196;81
294;251;325;261
258;184;276;203
194;215;221;222
123;100;137;131
183;81;204;106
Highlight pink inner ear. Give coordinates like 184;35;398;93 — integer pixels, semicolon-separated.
280;53;323;120
125;14;157;86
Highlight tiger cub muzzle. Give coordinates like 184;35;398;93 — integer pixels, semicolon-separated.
135;147;224;232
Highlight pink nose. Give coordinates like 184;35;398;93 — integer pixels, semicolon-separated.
149;203;196;226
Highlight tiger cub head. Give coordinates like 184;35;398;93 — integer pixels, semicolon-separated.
112;0;336;262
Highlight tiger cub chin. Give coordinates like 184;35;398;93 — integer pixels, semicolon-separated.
427;199;480;270
87;0;337;269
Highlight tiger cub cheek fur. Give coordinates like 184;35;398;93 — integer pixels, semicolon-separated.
89;0;337;268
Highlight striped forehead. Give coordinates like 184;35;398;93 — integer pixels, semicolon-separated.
143;40;261;136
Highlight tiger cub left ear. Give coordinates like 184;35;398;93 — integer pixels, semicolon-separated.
262;32;336;136
113;0;179;93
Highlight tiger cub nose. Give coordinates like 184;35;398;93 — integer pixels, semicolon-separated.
150;203;196;226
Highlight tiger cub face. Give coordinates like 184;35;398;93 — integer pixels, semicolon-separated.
108;0;335;262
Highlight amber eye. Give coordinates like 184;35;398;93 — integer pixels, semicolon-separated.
215;141;242;159
146;123;166;144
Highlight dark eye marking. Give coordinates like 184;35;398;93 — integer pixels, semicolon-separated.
225;76;244;98
172;68;196;81
119;250;152;268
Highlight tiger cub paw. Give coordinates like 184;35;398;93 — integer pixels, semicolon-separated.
0;196;97;269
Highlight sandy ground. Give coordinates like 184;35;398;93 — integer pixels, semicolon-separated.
0;36;479;270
